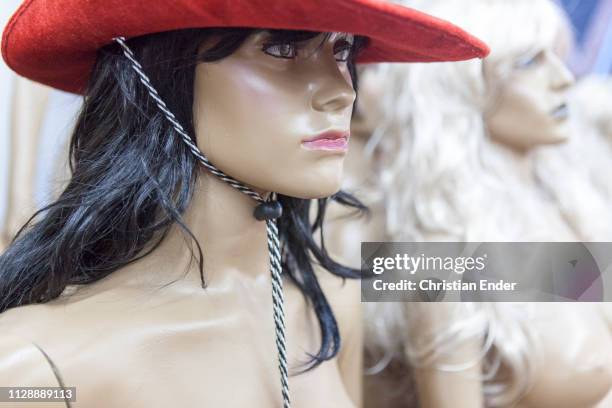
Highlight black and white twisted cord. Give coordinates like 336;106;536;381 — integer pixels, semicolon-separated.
113;36;290;408
266;217;290;405
113;36;262;203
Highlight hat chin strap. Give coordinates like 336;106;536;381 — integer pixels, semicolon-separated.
114;36;291;408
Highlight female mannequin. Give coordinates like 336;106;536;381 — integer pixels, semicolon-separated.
327;0;612;406
0;27;367;408
0;0;488;406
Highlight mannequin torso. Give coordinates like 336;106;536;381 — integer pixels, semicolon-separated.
362;302;612;408
0;176;362;408
0;251;361;408
515;303;612;408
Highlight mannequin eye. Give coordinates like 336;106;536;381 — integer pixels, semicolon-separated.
334;39;354;62
515;50;544;69
262;43;298;59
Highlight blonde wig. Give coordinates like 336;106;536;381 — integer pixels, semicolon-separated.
363;0;578;406
569;75;612;142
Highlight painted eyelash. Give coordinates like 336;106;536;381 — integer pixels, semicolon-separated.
262;40;356;61
334;40;354;62
515;50;543;68
262;42;298;59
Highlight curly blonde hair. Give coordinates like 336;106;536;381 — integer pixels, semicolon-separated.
364;0;577;406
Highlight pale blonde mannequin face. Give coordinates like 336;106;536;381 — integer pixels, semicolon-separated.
193;32;356;199
484;47;575;150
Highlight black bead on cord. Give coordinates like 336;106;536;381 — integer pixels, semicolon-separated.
254;200;283;221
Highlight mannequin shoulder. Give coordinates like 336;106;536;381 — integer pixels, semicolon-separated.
0;333;68;408
0;302;58;345
0;302;76;385
0;333;57;385
0;283;153;364
0;285;112;340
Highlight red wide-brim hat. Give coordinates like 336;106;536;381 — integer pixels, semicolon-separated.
2;0;490;94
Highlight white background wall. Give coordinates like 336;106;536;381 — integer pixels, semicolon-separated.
1;1;81;235
0;0;20;232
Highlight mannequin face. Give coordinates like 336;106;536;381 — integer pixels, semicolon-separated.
484;47;575;151
193;31;357;199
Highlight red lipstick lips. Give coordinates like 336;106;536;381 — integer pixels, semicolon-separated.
301;131;350;152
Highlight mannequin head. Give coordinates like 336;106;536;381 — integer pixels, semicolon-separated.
355;0;574;241
194;30;358;198
357;0;575;150
481;2;575;150
0;27;367;369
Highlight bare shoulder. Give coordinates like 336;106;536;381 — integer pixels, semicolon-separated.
0;333;53;383
0;299;83;392
0;302;57;345
0;282;159;380
0;333;68;408
0;283;134;343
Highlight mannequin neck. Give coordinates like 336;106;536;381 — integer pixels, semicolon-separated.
118;171;272;288
492;139;537;186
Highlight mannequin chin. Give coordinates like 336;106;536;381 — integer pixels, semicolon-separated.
193;32;356;199
484;48;575;151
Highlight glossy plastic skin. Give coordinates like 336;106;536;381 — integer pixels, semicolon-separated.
194;32;357;199
0;33;362;407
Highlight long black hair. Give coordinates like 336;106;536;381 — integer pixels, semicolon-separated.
0;28;369;371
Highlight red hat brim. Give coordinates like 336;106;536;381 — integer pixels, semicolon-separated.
2;0;490;94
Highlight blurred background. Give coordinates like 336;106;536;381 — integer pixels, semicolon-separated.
1;1;82;250
561;0;612;74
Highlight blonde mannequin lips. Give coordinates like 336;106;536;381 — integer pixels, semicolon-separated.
301;130;350;152
550;103;569;120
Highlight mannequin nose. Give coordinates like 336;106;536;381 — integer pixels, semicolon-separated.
548;53;575;91
312;86;356;112
311;60;357;112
